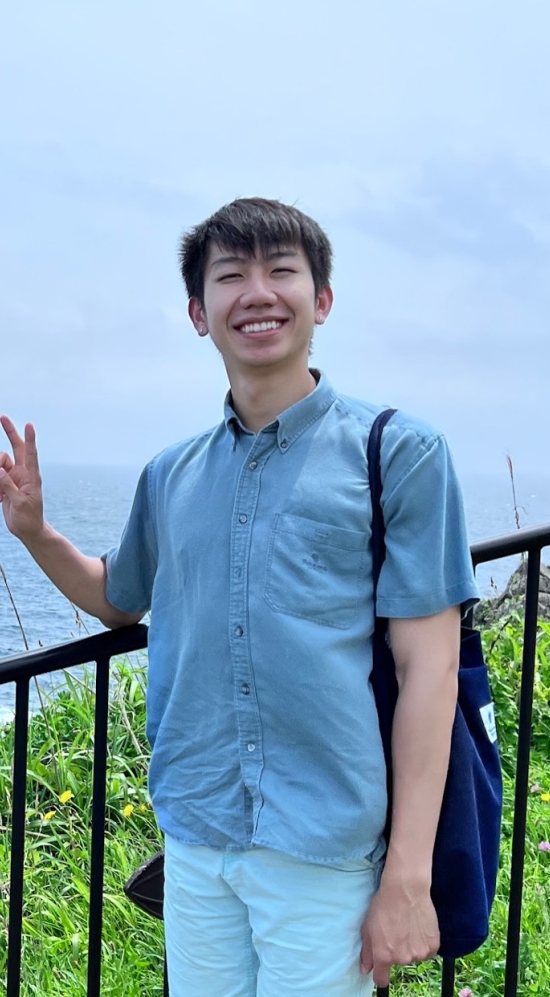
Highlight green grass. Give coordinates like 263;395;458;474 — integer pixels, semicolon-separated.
0;656;165;996
1;620;550;995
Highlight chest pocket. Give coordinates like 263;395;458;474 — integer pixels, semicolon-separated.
265;513;368;630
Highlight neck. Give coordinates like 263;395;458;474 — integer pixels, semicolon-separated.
227;364;317;433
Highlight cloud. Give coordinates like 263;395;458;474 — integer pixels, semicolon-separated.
1;0;550;477
347;156;550;264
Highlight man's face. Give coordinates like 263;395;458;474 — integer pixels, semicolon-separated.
188;243;333;376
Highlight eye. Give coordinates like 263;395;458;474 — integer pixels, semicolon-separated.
272;267;295;275
218;272;243;282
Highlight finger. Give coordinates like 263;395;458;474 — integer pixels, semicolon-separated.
0;467;19;497
360;935;374;977
0;451;15;473
0;415;26;466
24;423;40;476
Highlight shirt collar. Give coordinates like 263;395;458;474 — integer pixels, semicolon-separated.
223;369;337;451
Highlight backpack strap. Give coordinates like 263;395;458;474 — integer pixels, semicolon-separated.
367;408;397;596
367;407;399;840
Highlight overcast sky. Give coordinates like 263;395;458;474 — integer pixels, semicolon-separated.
1;0;549;481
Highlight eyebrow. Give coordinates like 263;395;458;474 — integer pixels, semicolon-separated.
210;249;299;269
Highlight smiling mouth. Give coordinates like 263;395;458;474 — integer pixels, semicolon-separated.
238;320;286;334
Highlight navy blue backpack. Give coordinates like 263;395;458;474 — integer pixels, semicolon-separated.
367;409;503;959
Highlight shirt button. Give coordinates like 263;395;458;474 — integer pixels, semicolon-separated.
238;514;248;524
280;439;289;449
248;461;258;470
235;626;244;637
241;683;250;695
247;743;256;752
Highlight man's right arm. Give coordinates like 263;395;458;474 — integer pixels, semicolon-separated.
18;524;144;629
0;416;143;630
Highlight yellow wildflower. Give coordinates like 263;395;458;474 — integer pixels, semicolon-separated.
123;804;134;817
139;804;147;812
59;790;73;804
541;793;550;803
43;810;56;821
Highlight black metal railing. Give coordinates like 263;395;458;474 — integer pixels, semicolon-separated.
470;526;550;997
0;624;150;997
2;523;550;997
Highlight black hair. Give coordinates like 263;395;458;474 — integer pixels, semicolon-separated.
179;197;333;303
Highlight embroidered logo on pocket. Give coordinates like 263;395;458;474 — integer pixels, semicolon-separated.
301;552;328;573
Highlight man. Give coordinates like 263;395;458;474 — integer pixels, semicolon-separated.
0;197;478;997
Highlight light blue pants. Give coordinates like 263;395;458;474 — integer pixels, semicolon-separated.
164;834;381;997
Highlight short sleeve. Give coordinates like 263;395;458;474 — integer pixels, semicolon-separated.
376;423;479;619
102;463;158;614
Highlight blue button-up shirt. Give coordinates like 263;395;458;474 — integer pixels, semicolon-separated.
104;372;478;863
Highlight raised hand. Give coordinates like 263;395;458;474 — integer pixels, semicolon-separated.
0;416;45;541
0;415;142;627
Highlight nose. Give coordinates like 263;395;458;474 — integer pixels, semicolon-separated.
238;272;278;309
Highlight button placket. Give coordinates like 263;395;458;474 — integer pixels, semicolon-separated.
228;439;274;803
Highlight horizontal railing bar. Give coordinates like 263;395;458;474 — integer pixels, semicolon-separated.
471;523;550;565
1;524;548;685
0;623;148;684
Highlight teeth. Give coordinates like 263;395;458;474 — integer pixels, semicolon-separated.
240;321;283;333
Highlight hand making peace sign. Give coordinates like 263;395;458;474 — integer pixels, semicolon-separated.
0;416;45;541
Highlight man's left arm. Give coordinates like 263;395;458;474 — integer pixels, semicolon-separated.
360;604;461;988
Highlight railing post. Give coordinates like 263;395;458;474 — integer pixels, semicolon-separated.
504;550;541;997
86;656;111;997
7;679;30;997
440;956;455;996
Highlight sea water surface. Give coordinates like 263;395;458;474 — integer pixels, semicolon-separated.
1;463;549;720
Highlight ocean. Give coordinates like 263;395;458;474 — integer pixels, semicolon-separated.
1;464;549;720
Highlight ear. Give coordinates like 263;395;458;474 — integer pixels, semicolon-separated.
188;298;209;337
314;285;333;326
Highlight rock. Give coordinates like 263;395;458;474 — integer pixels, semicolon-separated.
475;560;550;626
